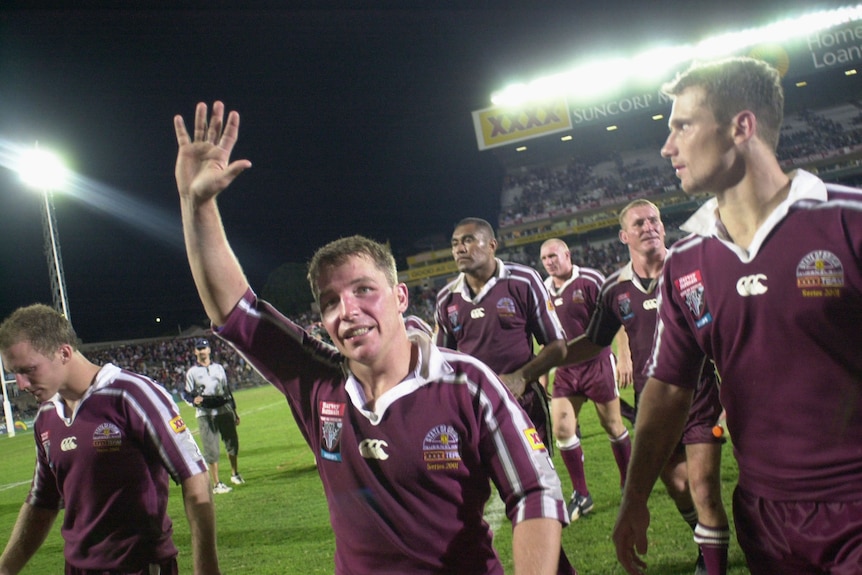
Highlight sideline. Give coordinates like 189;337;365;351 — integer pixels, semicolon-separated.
0;481;31;492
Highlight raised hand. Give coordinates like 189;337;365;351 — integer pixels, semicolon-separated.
174;101;252;202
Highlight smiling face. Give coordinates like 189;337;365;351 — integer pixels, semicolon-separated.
2;340;68;403
660;85;739;195
315;254;409;369
451;222;497;277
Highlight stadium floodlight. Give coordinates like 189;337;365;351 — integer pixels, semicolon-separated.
491;3;862;108
16;145;72;323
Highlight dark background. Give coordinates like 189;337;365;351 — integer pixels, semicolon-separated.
0;1;833;342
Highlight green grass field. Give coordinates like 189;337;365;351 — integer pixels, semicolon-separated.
0;384;750;574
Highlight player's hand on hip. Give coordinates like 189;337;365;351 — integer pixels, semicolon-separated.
174;101;252;202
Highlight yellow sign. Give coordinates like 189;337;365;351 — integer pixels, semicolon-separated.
473;99;572;151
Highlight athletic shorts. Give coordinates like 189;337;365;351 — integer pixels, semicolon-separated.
66;557;178;575
681;369;724;446
733;486;862;574
198;409;239;463
552;354;619;404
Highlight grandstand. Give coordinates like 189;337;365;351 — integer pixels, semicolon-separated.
401;15;862;291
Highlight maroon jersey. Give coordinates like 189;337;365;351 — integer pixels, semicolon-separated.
434;259;566;375
586;262;659;394
218;290;568;575
545;266;614;394
28;364;206;571
648;170;862;501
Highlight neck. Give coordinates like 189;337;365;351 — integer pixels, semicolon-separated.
59;354;101;412
715;159;791;250
631;247;666;279
350;337;416;409
465;260;496;295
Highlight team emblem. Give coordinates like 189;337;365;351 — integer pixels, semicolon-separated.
571;289;585;304
320;401;346;462
93;422;123;452
674;270;712;328
447;305;462;333
497;297;517;317
617;293;633;320
796;250;844;297
423;424;462;471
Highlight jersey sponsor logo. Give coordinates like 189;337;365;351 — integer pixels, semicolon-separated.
93;422;123;452
358;438;390;460
496;297;517;317
674;270;713;328
736;274;768;296
423;424;462;471
470;308;485;319
170;415;187;434
60;436;78;451
554;297;564;307
642;298;658;310
320;401;346;462
523;427;547;451
617;293;634;320
447;304;462;333
796;250;844;298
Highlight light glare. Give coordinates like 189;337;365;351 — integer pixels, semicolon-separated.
18;148;69;191
490;4;862;107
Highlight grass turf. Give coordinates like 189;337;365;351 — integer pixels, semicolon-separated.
0;383;751;573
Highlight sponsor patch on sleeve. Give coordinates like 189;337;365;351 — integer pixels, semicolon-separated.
170;415;187;434
523;427;547;451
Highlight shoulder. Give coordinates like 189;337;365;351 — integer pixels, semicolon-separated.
577;266;606;288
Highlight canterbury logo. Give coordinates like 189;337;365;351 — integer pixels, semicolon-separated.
60;437;78;451
470;308;485;319
358;439;389;460
736;274;768;296
643;298;658;310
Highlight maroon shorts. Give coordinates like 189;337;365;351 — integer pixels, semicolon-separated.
681;368;724;446
733;486;862;574
66;557;178;575
552;354;618;404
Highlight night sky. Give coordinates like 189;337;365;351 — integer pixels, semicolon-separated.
0;1;830;342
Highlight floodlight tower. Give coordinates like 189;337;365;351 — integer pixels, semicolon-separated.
19;145;72;322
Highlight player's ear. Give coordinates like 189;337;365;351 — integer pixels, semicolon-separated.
732;110;756;143
395;283;409;313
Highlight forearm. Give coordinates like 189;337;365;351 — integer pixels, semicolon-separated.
561;334;606;366
519;339;566;383
181;472;221;575
0;503;58;575
512;518;563;575
181;197;249;326
624;378;692;502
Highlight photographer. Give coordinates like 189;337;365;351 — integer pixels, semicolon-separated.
183;338;244;494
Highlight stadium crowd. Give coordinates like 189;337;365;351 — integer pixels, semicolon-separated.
498;104;862;230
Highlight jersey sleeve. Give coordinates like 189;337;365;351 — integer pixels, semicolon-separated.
433;293;456;350
26;410;63;510
644;257;707;389
470;361;567;526
121;374;208;483
586;280;623;348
